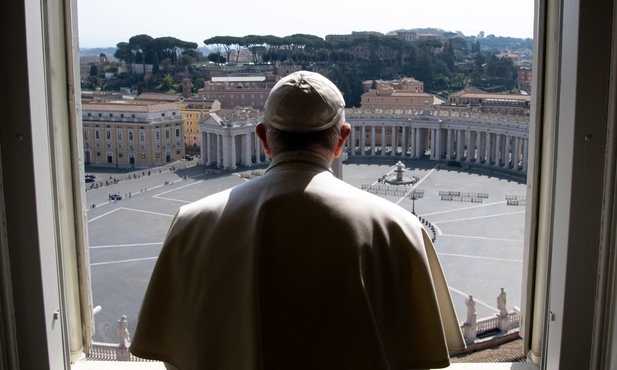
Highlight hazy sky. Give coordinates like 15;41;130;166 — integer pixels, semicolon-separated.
78;0;535;48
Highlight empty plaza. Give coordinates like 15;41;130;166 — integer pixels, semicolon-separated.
85;159;527;343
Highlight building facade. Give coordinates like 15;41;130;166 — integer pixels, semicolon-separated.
518;67;533;93
361;77;444;110
445;87;531;116
198;107;266;170
345;107;530;172
198;105;529;174
179;98;221;150
197;75;279;109
82;102;185;168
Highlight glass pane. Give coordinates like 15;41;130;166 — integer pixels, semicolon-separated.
78;0;534;362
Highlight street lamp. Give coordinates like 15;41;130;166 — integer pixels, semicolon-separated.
408;188;425;215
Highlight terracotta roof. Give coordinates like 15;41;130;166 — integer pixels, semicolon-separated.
390;92;434;98
449;87;488;97
135;93;182;102
82;102;180;112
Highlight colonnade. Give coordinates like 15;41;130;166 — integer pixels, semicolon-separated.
198;110;530;173
200;128;265;170
347;121;529;172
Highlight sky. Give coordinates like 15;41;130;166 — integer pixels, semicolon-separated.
77;0;535;48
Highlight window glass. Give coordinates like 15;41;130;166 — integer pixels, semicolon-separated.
78;1;535;362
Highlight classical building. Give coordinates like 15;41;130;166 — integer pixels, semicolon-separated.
446;88;531;116
179;98;221;151
344;106;530;172
197;75;280;109
360;77;445;110
196;103;530;174
82;102;185;167
392;31;418;42
198;107;266;170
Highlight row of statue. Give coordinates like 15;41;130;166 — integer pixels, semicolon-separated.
465;287;509;326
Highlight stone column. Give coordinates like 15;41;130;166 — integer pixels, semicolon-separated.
430;128;436;159
392;125;398;156
411;127;420;158
381;125;386;156
244;133;252;167
477;132;483;163
486;132;493;165
513;136;520;169
503;135;510;167
447;128;453;160
402;126;407;157
473;131;479;162
371;126;376;156
466;130;472;162
218;134;225;169
360;125;366;156
230;134;237;170
204;132;211;165
436;128;443;160
350;124;356;156
455;129;462;160
494;133;502;167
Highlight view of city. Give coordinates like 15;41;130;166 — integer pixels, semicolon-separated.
79;0;534;362
9;1;617;368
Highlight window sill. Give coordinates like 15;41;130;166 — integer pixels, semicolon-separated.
72;361;539;370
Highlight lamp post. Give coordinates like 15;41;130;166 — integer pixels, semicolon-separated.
409;188;425;215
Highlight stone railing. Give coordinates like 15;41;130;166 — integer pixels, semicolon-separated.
86;342;157;362
461;311;521;344
345;107;530;129
475;316;500;333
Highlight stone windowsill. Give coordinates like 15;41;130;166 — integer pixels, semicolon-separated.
73;361;540;370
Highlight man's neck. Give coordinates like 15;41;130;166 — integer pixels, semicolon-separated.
271;148;334;164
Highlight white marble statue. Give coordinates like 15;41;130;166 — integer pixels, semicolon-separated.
465;295;477;325
497;287;508;317
117;315;131;349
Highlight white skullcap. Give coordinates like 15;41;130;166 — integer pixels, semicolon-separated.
263;71;346;132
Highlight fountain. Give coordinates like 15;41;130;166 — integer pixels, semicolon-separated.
383;161;416;185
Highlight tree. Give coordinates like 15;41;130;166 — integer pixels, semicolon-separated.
415;51;435;89
471;40;481;53
439;40;455;70
156;74;179;92
178;54;195;68
114;42;135;64
129;34;154;74
449;37;468;55
204;36;228;65
194;77;205;92
485;54;517;91
242;35;266;63
207;52;225;64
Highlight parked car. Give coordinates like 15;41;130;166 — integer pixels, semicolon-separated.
109;193;122;201
85;174;96;182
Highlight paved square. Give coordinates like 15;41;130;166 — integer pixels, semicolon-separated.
86;160;527;343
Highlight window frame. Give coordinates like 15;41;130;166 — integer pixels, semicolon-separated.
1;0;616;369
